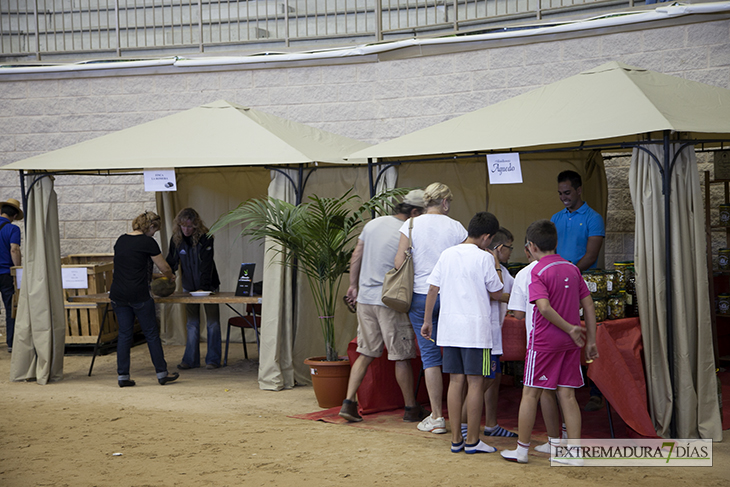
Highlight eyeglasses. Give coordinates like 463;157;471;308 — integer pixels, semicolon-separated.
502;245;513;251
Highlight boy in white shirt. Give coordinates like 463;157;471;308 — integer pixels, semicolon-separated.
421;212;503;454
482;227;517;438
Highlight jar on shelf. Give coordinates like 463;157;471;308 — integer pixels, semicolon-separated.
720;204;730;226
604;270;619;294
594;298;608;322
613;261;634;291
625;267;639;318
718;294;730;316
583;270;607;300
719;249;730;270
607;292;626;320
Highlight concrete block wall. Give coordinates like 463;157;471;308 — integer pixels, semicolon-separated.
0;19;729;274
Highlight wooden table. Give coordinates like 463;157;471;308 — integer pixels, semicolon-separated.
67;292;262;376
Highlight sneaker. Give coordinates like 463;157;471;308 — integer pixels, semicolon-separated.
206;363;220;370
118;379;136;388
451;440;465;453
584;395;605;412
484;425;518;437
553;456;585;466
534;442;551;454
177;362;192;370
417;414;447;434
501;447;529;463
158;372;179;385
338;399;363;422
465;440;497;454
403;403;430;422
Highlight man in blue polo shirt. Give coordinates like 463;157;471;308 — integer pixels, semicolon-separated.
0;198;23;353
550;170;604;272
551;170;605;412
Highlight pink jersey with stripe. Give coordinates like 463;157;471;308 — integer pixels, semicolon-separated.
528;254;590;352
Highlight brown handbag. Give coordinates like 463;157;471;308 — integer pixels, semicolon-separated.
381;217;414;313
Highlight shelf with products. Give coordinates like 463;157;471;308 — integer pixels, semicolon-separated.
704;171;730;364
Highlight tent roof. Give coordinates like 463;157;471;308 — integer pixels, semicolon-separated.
349;61;730;160
2;100;371;172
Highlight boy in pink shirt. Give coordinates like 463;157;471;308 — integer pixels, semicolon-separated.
501;220;598;464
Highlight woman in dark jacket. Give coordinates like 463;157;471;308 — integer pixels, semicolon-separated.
166;208;222;370
110;211;179;387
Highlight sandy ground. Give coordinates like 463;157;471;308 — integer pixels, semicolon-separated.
1;339;729;487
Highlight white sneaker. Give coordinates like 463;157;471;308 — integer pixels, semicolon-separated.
417;414;447;434
553;456;585;466
534;442;551;454
501;447;529;463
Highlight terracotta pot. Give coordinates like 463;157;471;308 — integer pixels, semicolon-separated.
304;356;351;409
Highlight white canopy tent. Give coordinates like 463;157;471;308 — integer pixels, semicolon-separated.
2;100;372;389
349;61;730;440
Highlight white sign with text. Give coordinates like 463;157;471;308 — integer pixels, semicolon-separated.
144;169;177;192
487;153;523;184
62;268;89;289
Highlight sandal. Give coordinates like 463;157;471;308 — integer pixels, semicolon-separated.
343;295;357;313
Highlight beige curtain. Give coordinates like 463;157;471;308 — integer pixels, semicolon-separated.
396;153;606;263
629;143;722;440
487;151;607;263
258;169;298;390
156;167;270;345
10;175;65;384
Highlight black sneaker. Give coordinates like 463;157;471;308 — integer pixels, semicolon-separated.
118;379;136;388
403;403;430;422
158;372;179;385
338;399;363;422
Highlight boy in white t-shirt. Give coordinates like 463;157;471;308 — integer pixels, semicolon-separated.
421;212;503;454
482;227;517;437
508;242;562;454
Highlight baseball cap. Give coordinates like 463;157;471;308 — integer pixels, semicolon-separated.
402;189;425;208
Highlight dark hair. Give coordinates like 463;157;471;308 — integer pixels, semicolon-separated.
557;170;582;190
394;202;423;217
526;219;557;252
490;227;513;249
1;205;18;219
467;212;499;239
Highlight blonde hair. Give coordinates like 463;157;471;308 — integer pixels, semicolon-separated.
423;182;453;208
132;211;161;234
172;207;209;247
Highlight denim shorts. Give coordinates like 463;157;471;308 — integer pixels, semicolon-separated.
408;292;442;369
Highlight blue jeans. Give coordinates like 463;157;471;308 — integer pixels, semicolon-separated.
113;298;169;381
181;303;221;367
0;274;15;350
408;292;442;369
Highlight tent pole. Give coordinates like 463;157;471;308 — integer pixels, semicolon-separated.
19;170;26;232
663;130;677;438
368;158;374;199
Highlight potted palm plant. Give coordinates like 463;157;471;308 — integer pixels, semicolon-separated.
210;187;409;406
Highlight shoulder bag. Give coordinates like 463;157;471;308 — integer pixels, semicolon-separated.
381;217;414;313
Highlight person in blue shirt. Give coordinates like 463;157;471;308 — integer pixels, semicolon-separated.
0;198;23;353
550;170;605;272
550;170;606;412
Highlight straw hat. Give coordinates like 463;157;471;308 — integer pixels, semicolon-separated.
0;198;23;220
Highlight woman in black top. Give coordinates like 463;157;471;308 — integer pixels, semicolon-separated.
110;211;178;387
166;208;221;369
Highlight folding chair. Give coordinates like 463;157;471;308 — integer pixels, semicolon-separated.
224;303;261;365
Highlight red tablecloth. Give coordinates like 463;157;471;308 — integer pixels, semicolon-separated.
348;316;656;437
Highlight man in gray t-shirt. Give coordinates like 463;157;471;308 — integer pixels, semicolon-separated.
339;190;430;423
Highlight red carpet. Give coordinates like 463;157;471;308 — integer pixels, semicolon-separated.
291;380;647;439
